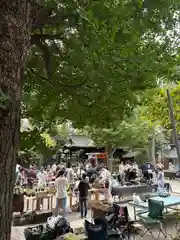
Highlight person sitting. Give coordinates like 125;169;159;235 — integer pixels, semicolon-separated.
143;163;153;183
132;161;139;171
156;160;164;170
128;168;138;183
168;160;175;172
124;162;131;182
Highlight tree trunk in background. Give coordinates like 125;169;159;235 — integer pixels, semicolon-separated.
151;137;156;165
106;144;114;172
0;1;31;239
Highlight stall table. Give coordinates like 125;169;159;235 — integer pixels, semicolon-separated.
89;188;108;201
129;195;180;220
164;170;177;179
111;183;171;199
26;192;53;211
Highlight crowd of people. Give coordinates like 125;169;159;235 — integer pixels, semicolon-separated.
15;158;168;218
15;159;111;218
118;159;165;188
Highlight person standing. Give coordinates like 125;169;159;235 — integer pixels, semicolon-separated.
37;169;47;187
118;161;125;184
52;163;57;174
66;162;74;190
16;168;26;186
78;173;90;218
157;168;165;189
55;169;68;216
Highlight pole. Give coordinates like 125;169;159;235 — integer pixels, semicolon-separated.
167;89;180;165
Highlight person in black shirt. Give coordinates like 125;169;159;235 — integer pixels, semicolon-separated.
78;173;90;218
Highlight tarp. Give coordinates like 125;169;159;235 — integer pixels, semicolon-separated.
66;134;94;147
123;151;140;158
139;162;155;171
165;147;178;159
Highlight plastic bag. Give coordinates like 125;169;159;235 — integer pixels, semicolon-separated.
133;193;141;204
47;216;62;229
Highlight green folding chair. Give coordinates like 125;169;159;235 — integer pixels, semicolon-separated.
138;199;167;239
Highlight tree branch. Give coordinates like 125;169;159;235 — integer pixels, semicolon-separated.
32;9;79;31
31;34;65;42
31;36;51;78
30;69;49;82
31;7;53;30
30;69;87;88
30;69;93;108
51;39;63;57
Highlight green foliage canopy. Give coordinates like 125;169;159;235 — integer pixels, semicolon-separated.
145;84;180;131
80;107;154;148
23;0;180;130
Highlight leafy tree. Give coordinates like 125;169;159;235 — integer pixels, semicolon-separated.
0;1;180;239
20;123;69;164
81;107;154;148
145;84;180;131
24;0;180;129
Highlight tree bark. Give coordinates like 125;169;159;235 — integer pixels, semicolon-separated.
151;137;156;165
0;1;31;239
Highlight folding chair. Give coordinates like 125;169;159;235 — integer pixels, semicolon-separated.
84;217;108;240
117;206;136;240
138;199;167;239
168;207;180;231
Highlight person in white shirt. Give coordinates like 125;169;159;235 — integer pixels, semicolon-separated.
66;162;74;183
37;169;46;187
16;164;21;174
99;167;112;203
52;163;57;173
131;161;140;178
132;161;138;171
55;169;68;216
124;162;131;171
119;161;125;173
118;161;126;184
66;162;75;192
157;168;165;189
77;166;84;177
98;167;111;187
168;160;175;172
16;168;25;186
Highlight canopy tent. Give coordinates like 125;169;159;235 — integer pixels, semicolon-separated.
123;151;140;158
65;134;95;148
165;147;178;159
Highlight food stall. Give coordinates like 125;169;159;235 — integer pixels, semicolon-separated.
86;152;108;165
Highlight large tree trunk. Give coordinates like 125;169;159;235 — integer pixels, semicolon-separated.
0;1;31;239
